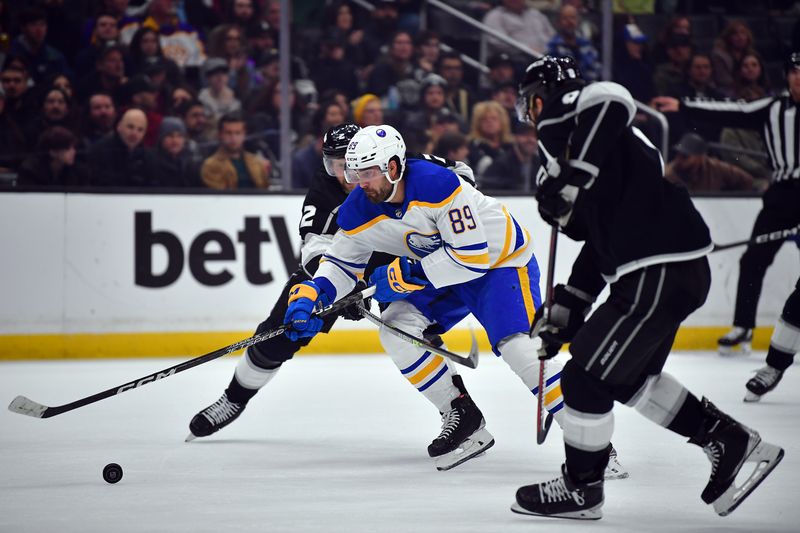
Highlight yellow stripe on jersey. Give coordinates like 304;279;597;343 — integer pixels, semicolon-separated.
343;214;391;236
545;384;562;406
408;355;445;385
408;185;462;210
494;228;531;268
450;250;491;265
516;266;536;323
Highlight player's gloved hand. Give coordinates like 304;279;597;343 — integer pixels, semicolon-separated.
340;280;370;321
533;284;594;359
284;280;329;341
536;159;590;228
369;257;427;303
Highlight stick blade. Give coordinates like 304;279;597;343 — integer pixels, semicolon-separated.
8;395;49;418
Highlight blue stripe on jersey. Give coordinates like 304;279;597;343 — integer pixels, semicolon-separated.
418;364;448;392
325;258;359;282
401;351;432;374
531;371;562;395
512;216;526;252
549;401;564;414
451;242;489;251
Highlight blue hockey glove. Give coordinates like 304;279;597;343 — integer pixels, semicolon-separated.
533;284;594;360
284;281;328;341
369;257;427;303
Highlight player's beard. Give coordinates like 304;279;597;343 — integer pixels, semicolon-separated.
364;180;392;204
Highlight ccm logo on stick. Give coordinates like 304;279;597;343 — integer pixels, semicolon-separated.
116;369;177;393
134;212;300;288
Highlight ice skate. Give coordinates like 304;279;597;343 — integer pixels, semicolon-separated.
512;464;604;520
186;392;246;441
428;393;494;471
605;446;629;480
718;327;753;355
690;398;783;516
744;365;785;402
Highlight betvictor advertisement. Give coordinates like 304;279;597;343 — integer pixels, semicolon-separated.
0;193;797;337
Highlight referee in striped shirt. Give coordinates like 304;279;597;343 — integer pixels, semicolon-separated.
654;51;800;353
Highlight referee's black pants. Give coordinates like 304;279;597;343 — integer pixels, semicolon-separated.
734;181;800;329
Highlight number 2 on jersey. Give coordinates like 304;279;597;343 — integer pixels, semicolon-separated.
448;206;476;234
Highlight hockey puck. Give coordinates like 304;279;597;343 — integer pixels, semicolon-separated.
102;463;123;484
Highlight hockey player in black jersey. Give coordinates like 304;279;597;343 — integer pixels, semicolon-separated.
653;51;800;355
511;56;783;520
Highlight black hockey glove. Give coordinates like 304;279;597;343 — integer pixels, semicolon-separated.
340;280;371;321
533;284;594;360
535;159;591;228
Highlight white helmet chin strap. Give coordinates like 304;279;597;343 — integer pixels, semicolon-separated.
383;175;400;203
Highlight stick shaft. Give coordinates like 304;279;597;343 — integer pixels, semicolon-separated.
536;227;559;444
713;223;800;253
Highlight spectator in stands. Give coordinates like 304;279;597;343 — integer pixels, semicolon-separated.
199;57;241;135
718;52;773;181
0;65;35;171
315;100;347;134
413;30;441;80
480;52;516;99
712;21;757;98
425;112;462;154
201;112;269;189
437;52;475;124
433;130;469;162
312;36;359;100
481;121;540;192
88;108;158;186
246;21;275;66
176;99;209;166
665;132;756;192
128;27;182;86
81;92;117;146
207;24;258;100
654;33;693;96
653;15;692;65
120;0;206;70
467;100;513;177
362;0;400;65
25;87;76;149
153;116;198;187
367;30;415;100
490;80;519;124
17;126;88;187
254;49;280;89
321;89;351;119
352;93;383;127
483;0;555;57
49;73;75;101
225;0;260;35
76;43;126;103
292;125;324;189
403;74;457;147
9;7;70;85
547;4;601;82
170;84;195;113
74;12;121;77
676;53;724;99
120;75;164;147
325;1;369;68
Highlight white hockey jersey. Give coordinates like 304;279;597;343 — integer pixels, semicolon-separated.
314;158;534;302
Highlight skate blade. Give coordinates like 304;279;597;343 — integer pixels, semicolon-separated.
718;343;751;356
743;391;762;403
185;433;198;442
712;440;784;516
435;428;495;471
510;501;603;520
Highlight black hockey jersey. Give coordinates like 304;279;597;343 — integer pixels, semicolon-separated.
536;80;713;288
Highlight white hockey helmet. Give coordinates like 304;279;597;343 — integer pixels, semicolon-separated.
344;125;407;185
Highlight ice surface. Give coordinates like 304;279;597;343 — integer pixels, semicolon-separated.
1;351;797;532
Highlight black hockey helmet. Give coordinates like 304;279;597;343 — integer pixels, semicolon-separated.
322;122;360;177
785;51;800;75
517;55;581;123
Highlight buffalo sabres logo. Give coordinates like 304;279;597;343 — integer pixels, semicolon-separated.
405;232;442;258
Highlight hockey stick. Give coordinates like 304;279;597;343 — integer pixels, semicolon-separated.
712;223;800;253
8;286;377;419
356;301;479;369
530;226;559;445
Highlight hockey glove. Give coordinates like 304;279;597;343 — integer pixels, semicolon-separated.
535;159;591;229
284;281;329;341
533;284;595;360
369;257;427;303
340;280;370;321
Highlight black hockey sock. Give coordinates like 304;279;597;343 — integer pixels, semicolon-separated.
225;376;260;405
666;392;705;439
564;443;609;484
765;346;794;371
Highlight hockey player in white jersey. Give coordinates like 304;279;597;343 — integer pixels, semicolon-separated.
282;124;568;470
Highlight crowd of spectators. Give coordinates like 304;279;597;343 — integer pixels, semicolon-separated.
0;0;798;192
